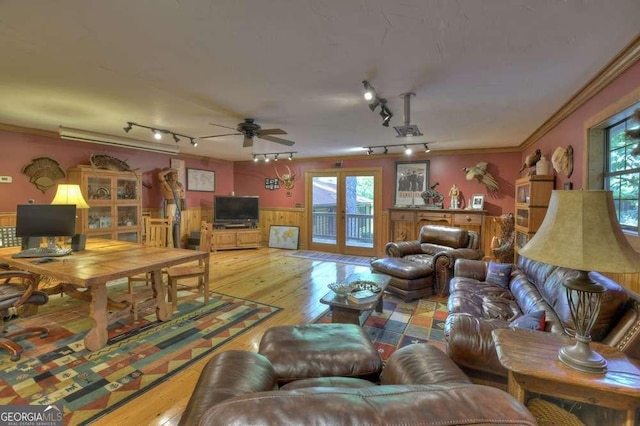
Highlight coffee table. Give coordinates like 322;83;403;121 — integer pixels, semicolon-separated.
493;328;640;426
319;272;390;325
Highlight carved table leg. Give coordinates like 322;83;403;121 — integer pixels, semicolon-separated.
85;284;108;351
151;269;170;321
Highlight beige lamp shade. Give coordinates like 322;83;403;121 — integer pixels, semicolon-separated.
519;190;640;273
51;184;90;209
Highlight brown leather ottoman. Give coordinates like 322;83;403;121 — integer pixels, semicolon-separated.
258;323;382;384
370;257;433;301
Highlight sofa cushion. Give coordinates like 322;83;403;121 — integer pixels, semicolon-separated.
280;376;373;390
486;261;512;288
258;324;382;384
199;384;537;426
509;310;546;331
482;296;520;321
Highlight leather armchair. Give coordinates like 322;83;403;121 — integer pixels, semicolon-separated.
372;225;484;298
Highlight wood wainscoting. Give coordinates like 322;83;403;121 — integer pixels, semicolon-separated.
3;209;640;294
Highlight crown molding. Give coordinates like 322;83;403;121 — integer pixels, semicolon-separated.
521;34;640;150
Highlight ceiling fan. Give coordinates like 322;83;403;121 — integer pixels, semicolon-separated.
201;118;295;148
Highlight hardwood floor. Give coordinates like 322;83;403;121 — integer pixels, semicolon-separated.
93;247;368;426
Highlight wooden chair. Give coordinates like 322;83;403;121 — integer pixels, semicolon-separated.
166;222;211;312
128;218;173;316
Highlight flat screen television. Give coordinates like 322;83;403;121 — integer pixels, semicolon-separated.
214;196;259;224
16;204;77;238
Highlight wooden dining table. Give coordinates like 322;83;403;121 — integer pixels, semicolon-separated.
0;239;209;351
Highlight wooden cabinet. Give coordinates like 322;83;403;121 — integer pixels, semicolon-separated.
514;175;554;261
210;228;261;251
389;208;485;242
67;166;142;243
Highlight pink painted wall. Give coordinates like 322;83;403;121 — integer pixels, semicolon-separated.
0;130;233;212
234;152;521;216
522;60;640;188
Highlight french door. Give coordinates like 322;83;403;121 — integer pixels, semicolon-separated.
305;168;381;256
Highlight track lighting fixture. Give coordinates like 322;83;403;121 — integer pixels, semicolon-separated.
362;80;393;126
362;80;377;102
123;122;198;147
379;100;393;127
362;142;433;156
251;151;297;163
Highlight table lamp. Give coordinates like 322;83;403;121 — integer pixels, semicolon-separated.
519;190;640;373
51;184;90;251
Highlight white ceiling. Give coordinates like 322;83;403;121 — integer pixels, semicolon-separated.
1;1;639;161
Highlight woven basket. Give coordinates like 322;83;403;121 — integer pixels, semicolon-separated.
527;398;585;426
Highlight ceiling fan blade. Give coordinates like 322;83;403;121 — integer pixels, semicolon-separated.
209;122;239;131
200;132;242;139
243;135;254;147
258;135;295;146
256;128;287;136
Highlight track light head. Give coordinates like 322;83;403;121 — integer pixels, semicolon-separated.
288;153;293;160
384;146;388;154
274;153;279;161
123;122;133;133
368;98;380;112
367;147;373;155
152;130;162;140
253;155;258;162
424;143;430;153
380;103;393;127
404;145;412;155
191;138;198;147
362;80;376;101
173;134;180;143
264;155;269;163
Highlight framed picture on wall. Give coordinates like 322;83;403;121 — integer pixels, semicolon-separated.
394;161;429;207
186;168;215;192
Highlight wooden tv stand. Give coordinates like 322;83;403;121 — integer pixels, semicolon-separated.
208;223;261;251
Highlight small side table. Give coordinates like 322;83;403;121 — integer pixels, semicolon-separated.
493;328;640;426
320;272;390;325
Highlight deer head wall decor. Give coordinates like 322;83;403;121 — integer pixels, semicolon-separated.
275;165;296;190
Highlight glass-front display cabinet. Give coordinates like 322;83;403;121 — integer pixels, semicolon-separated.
67;166;142;243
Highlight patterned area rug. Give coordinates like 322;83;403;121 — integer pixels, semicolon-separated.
286;250;372;266
315;293;448;361
0;283;281;425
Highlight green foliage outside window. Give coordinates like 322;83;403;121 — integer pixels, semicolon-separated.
605;117;640;232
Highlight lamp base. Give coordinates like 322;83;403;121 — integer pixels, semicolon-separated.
558;337;607;374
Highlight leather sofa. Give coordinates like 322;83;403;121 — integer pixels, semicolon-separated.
445;256;640;382
370;225;483;299
180;343;536;425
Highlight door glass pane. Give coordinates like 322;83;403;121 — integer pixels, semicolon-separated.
345;175;374;248
312;176;337;244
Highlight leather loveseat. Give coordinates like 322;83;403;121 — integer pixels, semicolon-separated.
371;225;484;300
180;343;536;425
445;256;640;382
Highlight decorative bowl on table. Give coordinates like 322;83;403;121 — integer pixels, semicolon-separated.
328;282;351;298
349;280;381;293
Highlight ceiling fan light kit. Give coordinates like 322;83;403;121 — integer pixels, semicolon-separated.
201;118;295;148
